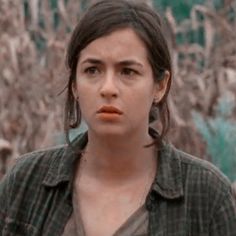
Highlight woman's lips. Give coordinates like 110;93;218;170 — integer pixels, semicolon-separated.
97;105;123;114
97;106;123;121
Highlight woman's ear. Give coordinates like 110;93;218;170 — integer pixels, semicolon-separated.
72;81;79;100
153;70;170;103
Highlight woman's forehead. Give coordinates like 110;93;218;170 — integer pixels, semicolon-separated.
78;28;149;65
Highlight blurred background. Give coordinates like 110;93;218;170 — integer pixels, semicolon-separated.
0;0;236;188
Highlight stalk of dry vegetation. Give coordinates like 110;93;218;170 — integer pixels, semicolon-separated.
165;1;236;158
0;0;236;176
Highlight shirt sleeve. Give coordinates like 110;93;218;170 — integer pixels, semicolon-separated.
209;185;236;236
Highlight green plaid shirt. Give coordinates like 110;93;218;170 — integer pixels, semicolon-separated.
1;129;236;235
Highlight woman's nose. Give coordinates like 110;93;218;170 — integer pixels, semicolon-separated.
100;73;119;99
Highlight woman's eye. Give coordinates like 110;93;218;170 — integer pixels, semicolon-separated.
121;68;137;77
84;67;99;75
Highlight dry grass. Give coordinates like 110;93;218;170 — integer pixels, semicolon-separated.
0;0;236;175
164;2;236;157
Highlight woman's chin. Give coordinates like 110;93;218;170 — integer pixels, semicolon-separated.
88;125;130;138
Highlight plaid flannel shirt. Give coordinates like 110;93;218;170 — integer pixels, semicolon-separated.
0;129;236;235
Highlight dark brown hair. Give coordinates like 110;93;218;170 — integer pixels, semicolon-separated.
65;0;172;146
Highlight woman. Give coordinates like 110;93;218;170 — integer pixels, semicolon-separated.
0;0;236;235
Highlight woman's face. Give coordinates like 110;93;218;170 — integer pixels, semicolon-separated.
74;28;168;137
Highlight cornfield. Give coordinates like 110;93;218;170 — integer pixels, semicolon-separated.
0;0;236;184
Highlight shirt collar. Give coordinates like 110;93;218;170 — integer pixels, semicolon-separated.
146;128;184;200
43;128;184;200
42;133;88;187
152;143;184;199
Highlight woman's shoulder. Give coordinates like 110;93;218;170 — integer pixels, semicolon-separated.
2;132;86;188
173;146;231;187
0;145;68;191
158;143;232;198
12;145;67;173
166;144;233;206
164;144;236;232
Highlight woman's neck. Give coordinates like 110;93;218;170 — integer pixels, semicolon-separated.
79;129;157;185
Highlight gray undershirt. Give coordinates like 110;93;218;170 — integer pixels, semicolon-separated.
62;188;149;236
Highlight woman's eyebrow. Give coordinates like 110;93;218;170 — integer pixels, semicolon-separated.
81;58;103;65
80;58;144;68
118;60;143;68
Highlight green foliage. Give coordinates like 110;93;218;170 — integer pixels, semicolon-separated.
153;0;223;22
153;0;225;47
154;0;204;22
192;96;236;181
